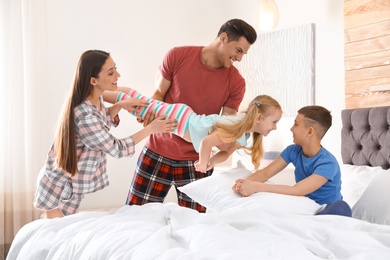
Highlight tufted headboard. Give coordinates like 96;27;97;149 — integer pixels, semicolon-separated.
341;106;390;169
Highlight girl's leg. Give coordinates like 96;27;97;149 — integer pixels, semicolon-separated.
117;89;194;139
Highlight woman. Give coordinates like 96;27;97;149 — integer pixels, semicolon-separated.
34;50;177;218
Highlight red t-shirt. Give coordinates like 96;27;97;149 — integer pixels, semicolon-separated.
146;46;245;160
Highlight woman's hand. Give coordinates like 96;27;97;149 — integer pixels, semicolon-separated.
119;98;149;115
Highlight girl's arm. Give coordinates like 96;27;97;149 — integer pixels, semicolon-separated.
207;143;236;169
195;132;232;172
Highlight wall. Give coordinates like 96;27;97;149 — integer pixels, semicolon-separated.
344;0;390;109
40;0;345;209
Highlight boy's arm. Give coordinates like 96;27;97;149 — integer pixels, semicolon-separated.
232;157;287;196
237;172;328;197
246;156;288;182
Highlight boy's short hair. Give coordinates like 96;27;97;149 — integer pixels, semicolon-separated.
298;106;332;139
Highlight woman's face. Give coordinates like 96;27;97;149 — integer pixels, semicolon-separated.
93;56;121;92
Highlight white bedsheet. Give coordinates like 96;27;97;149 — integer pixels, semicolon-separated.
8;202;390;260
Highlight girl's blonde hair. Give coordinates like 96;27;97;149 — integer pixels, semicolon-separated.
214;95;281;169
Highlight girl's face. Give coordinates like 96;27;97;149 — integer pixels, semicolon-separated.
92;56;121;93
253;109;282;136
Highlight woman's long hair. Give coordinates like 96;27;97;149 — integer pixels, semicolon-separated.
215;95;281;169
54;50;110;177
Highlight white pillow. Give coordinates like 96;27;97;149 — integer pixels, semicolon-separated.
340;164;382;207
178;161;321;215
352;169;390;225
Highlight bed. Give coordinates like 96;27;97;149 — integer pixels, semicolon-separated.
7;106;390;260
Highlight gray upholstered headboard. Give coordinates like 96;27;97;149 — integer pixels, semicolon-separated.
341;106;390;170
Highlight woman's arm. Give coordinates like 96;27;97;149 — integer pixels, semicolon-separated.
108;98;149;119
102;87;132;104
45;208;64;219
130;115;177;144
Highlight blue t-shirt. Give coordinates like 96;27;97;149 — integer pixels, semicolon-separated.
280;144;342;205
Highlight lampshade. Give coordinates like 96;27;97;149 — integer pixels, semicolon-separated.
254;0;279;31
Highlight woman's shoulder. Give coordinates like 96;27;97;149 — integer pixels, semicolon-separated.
74;98;105;120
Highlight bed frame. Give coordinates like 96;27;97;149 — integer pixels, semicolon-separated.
341;106;390;170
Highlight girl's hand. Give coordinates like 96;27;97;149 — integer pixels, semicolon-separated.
119;98;149;115
194;160;210;173
148;115;177;134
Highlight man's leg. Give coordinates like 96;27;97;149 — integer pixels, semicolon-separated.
126;147;173;205
174;162;213;213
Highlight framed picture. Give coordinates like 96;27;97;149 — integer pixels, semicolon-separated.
236;23;315;116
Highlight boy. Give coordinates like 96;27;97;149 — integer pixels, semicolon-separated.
233;105;351;217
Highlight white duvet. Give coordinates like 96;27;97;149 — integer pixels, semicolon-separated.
7;202;390;260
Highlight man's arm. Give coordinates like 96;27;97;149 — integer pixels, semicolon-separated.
221;106;237;116
152;71;171;101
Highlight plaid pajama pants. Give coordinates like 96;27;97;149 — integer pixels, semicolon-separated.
126;146;213;213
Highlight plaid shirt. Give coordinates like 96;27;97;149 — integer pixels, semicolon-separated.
34;96;135;215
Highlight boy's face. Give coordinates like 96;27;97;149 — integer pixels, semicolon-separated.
290;114;310;144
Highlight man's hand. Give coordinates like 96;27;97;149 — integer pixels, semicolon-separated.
137;110;157;127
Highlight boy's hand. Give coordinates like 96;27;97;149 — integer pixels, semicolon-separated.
232;179;259;197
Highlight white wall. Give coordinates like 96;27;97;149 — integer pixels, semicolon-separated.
39;0;344;209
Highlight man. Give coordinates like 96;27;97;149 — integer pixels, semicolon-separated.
127;18;257;212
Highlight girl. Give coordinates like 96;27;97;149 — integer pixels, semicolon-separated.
34;50;177;218
104;88;282;173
